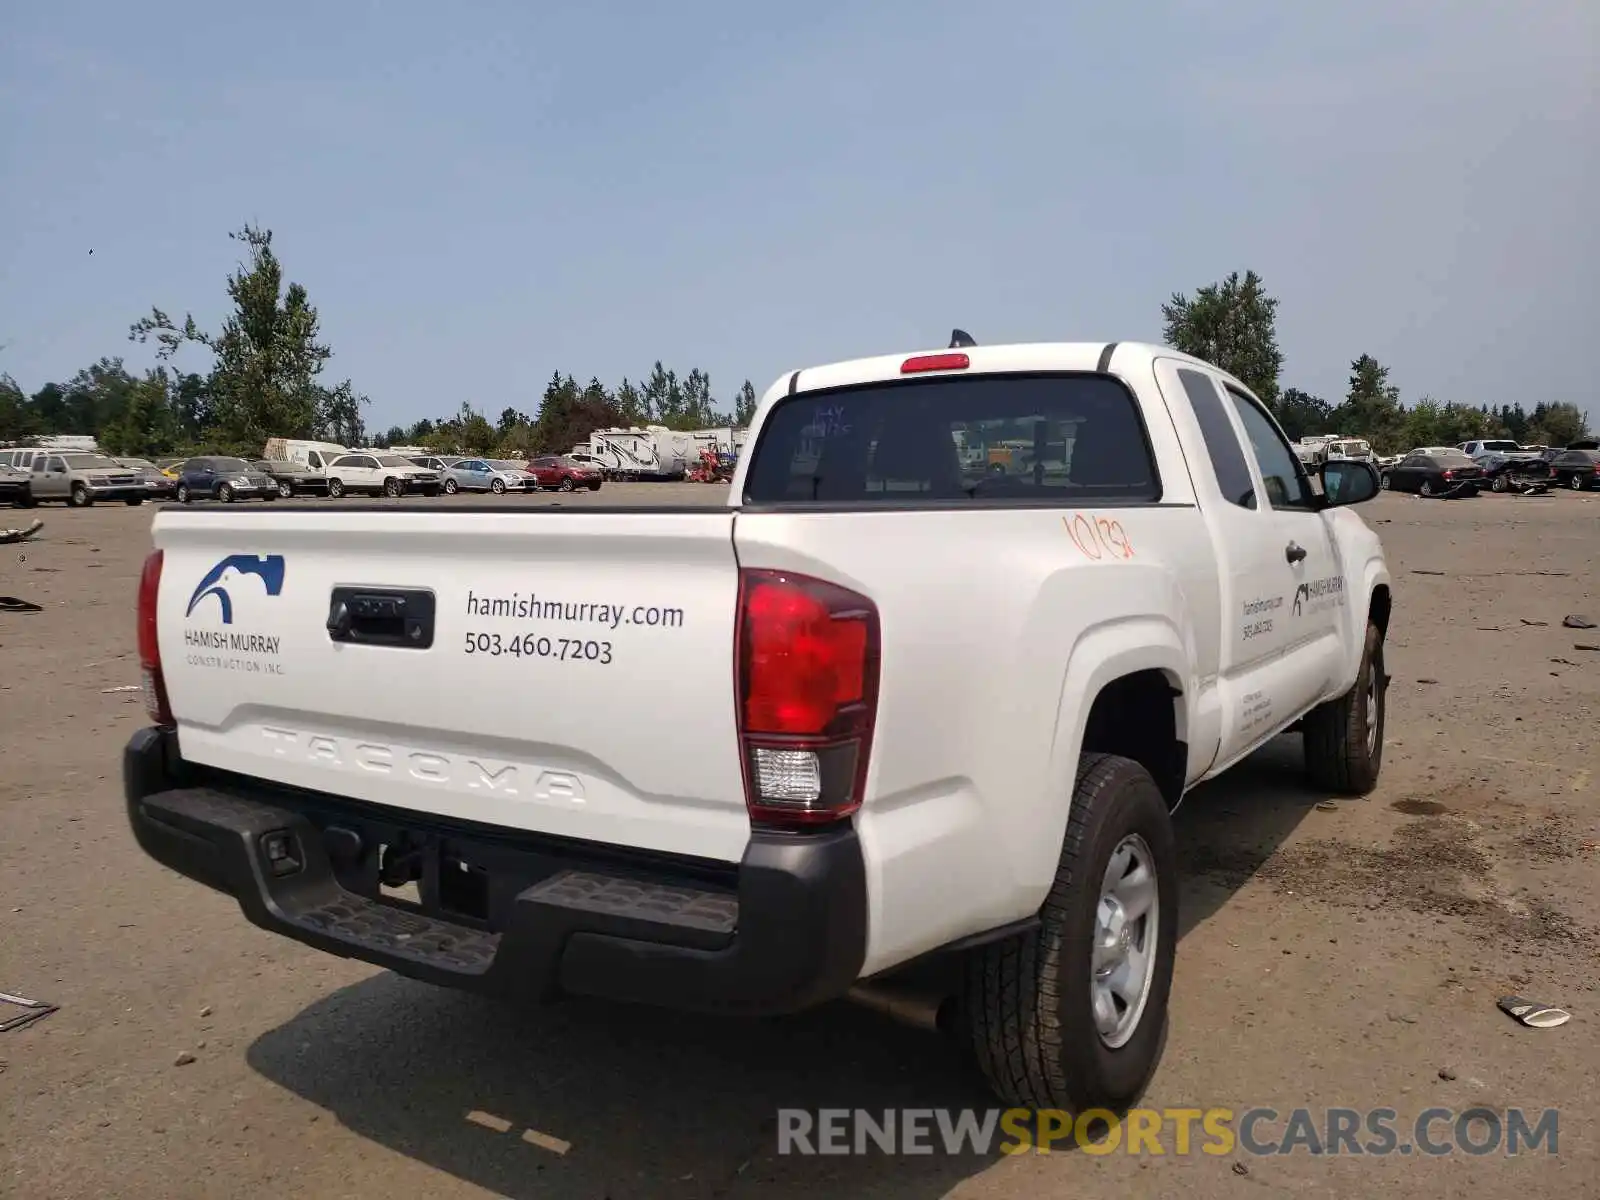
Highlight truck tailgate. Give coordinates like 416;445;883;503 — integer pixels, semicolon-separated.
152;508;750;862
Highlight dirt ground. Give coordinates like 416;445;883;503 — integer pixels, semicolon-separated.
2;485;1596;1199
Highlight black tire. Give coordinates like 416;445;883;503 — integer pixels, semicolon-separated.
328;478;345;499
382;476;402;498
964;753;1177;1113
69;483;92;507
443;478;458;495
422;486;439;497
1570;474;1584;491
1419;479;1435;497
124;496;144;506
1379;473;1391;490
217;482;235;503
490;477;506;494
177;483;191;504
1304;619;1386;795
11;487;35;508
1492;475;1508;493
263;491;277;501
277;480;294;498
588;481;602;491
559;477;575;492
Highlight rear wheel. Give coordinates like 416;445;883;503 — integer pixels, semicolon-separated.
1420;479;1435;496
1571;473;1585;491
124;496;144;506
443;478;458;494
559;477;575;492
11;487;35;508
1379;473;1392;490
588;481;603;491
1304;620;1386;794
328;478;345;499
277;479;294;498
177;483;191;504
964;753;1176;1112
1492;474;1508;493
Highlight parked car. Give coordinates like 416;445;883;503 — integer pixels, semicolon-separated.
1379;450;1484;496
527;454;604;491
252;459;328;498
1459;439;1522;459
1;461;31;506
325;453;442;498
1549;448;1600;490
115;457;178;500
1476;453;1554;493
176;456;279;503
22;452;147;506
439;458;527;494
406;455;461;474
126;336;1391;1112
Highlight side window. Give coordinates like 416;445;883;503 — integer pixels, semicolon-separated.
1224;387;1317;510
1177;369;1257;509
47;456;65;472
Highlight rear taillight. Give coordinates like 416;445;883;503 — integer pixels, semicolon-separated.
735;569;880;826
137;549;173;726
1442;469;1454;480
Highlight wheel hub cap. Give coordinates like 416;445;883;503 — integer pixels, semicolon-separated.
1091;834;1160;1049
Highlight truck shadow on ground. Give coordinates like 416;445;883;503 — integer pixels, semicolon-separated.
246;735;1325;1199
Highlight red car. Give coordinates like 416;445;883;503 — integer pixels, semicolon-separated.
526;455;603;492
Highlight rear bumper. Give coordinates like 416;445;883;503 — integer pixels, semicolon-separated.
123;727;867;1014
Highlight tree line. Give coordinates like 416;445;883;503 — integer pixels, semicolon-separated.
1161;270;1590;451
2;229;1589;458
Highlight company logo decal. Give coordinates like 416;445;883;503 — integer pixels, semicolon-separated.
1292;575;1346;617
186;554;286;624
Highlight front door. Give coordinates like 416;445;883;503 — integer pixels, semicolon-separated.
34;456;69;500
1156;364;1342;766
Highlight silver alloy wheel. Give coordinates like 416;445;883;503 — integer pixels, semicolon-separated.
1364;652;1381;757
1092;834;1160;1049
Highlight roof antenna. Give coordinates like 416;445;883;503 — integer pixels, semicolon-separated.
949;329;976;348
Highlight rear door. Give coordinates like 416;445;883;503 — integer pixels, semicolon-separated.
154;508;751;861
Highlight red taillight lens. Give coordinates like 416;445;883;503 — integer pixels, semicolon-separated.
736;569;880;826
1442;469;1454;479
137;549;173;726
900;352;969;374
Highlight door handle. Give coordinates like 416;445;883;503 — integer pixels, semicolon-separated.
1285;542;1307;564
327;587;436;648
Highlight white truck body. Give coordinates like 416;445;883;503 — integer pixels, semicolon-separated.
263;439;351;473
126;339;1391;1110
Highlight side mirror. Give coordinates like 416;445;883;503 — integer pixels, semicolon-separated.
1321;459;1380;507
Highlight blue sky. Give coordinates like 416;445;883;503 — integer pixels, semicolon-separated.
2;0;1595;430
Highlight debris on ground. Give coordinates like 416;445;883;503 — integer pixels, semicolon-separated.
0;991;59;1033
1576;644;1600;653
100;685;141;694
1497;996;1571;1029
1315;801;1338;812
0;596;44;613
0;519;44;544
1438;1066;1458;1081
174;1051;197;1067
1521;618;1549;626
1564;615;1597;629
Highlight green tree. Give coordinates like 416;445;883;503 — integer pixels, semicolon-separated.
1331;355;1405;449
454;401;496;454
733;379;758;426
1526;402;1590;447
1161;269;1284;404
1274;387;1332;441
101;369;181;457
130;224;366;453
0;374;38;441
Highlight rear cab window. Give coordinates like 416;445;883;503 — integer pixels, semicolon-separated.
743;373;1161;504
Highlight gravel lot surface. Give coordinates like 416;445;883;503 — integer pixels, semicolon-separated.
2;484;1596;1198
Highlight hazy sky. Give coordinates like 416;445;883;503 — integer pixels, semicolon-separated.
2;0;1595;430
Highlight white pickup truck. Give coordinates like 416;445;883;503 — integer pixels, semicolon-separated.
125;338;1391;1112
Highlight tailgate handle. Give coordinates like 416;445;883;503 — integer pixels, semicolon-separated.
327;587;436;649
